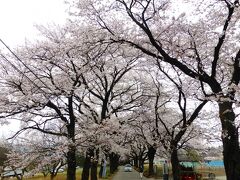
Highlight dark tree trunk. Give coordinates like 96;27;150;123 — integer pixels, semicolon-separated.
90;148;99;180
171;148;180;180
139;157;144;171
91;160;98;180
66;146;76;180
147;146;156;176
81;157;90;180
66;96;77;180
219;102;240;180
81;148;99;180
109;152;120;174
133;156;138;168
81;149;93;180
50;173;55;180
99;159;104;178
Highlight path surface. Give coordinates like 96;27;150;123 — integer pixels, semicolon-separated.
216;176;226;180
112;166;153;180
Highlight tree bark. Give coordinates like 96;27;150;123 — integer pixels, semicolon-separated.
81;149;93;180
133;156;138;168
66;146;76;180
109;152;120;174
50;173;55;180
81;157;90;180
171;148;180;180
66;96;77;180
147;146;156;176
90;148;99;180
91;160;98;180
99;159;104;178
219;101;240;180
138;157;145;171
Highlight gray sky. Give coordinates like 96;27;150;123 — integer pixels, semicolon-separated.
0;0;67;48
0;0;68;138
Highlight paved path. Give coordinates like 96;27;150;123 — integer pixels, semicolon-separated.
112;166;155;180
216;176;226;180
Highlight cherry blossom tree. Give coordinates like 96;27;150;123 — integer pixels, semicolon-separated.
0;21;147;180
131;66;206;179
125;112;158;175
69;0;240;178
6;133;66;180
0;24;98;180
72;41;146;179
128;135;148;169
154;67;207;179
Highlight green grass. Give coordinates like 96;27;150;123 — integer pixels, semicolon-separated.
20;169;82;180
142;164;226;179
195;166;226;176
3;167;112;180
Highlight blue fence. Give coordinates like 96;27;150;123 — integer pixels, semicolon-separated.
180;160;224;168
205;160;224;167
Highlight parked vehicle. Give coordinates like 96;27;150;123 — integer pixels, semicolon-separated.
124;164;132;172
58;168;64;173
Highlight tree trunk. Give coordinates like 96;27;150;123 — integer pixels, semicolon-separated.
81;157;90;180
66;146;76;180
81;149;93;180
109;152;120;174
99;159;104;178
139;158;144;171
147;146;156;176
171;148;180;180
50;173;55;180
219;102;240;180
81;148;99;180
67;96;76;180
90;148;99;180
133;156;138;168
91;160;98;180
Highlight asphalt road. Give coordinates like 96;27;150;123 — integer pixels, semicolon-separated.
112;166;152;180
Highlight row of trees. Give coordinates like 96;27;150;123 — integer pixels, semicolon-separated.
0;25;145;179
0;0;239;180
72;0;240;179
0;31;215;179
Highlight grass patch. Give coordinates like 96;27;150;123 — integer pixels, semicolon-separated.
142;164;226;179
195;166;226;176
2;167;113;180
15;169;82;180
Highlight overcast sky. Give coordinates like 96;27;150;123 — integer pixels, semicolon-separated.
0;0;68;138
0;0;68;48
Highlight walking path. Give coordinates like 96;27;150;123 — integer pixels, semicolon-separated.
112;166;155;180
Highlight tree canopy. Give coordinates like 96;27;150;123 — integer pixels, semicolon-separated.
1;0;239;180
